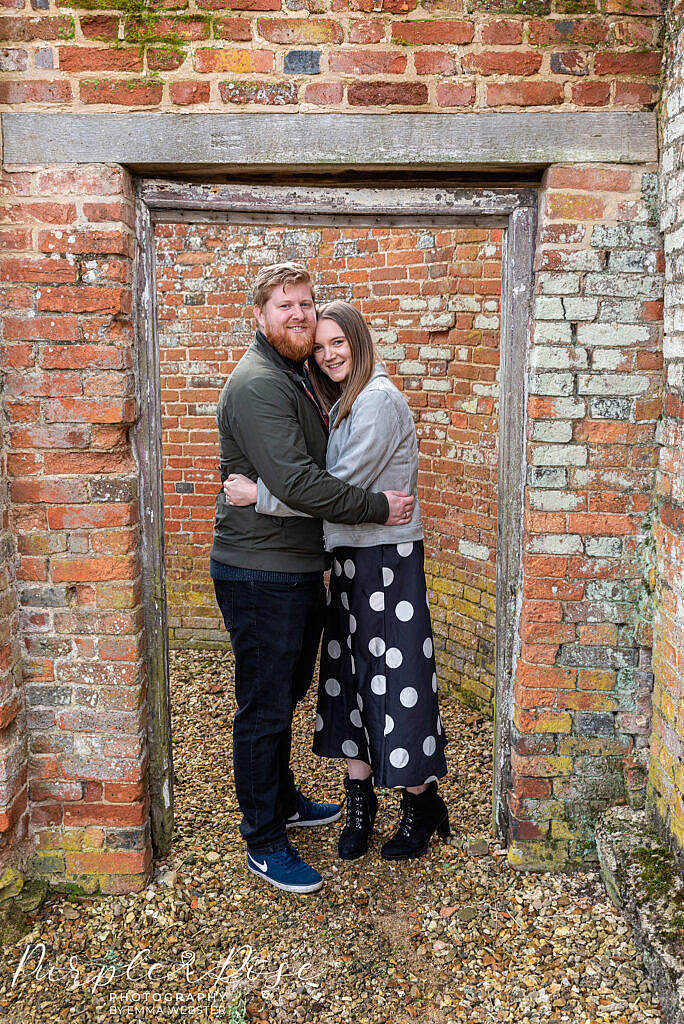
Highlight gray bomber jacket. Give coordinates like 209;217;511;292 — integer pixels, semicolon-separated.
256;363;423;552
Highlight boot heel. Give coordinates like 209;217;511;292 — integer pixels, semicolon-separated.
437;815;450;839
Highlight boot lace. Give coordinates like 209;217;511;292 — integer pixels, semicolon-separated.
397;796;415;838
345;785;368;830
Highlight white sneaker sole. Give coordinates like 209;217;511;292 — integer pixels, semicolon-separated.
286;808;343;829
246;858;323;894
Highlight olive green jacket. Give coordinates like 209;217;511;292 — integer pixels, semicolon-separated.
210;333;390;572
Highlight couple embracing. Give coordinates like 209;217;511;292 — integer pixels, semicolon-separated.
211;262;449;894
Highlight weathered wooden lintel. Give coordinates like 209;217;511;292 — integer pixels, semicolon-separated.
2;111;658;170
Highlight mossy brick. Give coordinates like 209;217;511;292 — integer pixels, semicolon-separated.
550;819;595;841
559;736;632;757
33;852;66;875
507;839;570;871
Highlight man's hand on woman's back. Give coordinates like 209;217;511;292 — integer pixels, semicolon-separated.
383;490;415;526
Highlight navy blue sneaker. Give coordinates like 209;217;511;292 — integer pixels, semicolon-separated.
246;846;323;894
286;788;342;829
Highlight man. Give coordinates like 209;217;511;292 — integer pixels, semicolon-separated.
210;262;414;894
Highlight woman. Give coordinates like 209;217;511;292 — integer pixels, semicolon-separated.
224;301;448;862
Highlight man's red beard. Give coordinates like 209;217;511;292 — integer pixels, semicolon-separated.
265;322;315;362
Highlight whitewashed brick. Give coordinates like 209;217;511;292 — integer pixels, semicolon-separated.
419;346;451;359
577;373;649;395
534;297;565;320
529;489;584;511
458;539;490;562
538;272;580;295
591;349;630;371
532;444;587;467
474;314;500;329
531;346;588;370
528;372;574;396
529;535;584;555
532;420;573;443
561;297;598;321
576;324;650;347
534;321;573;345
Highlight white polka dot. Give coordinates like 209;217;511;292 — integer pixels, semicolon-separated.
342;740;358;758
423;637;433;658
437;716;442;736
395;600;414;622
369;637;385;657
350;656;356;675
369;591;384;612
341;592;349;610
371;674;386;695
424;775;438;785
384;714;394;736
397;542;413;557
432;672;437;693
400;686;418;708
315;714;324;732
346;634;352;649
423;735;436;756
389;748;409;769
363;726;370;746
344;559;355;578
325;678;340;696
349;614;357;633
328;640;341;659
326;589;331;605
383;567;394;587
356;693;363;711
350;709;362;728
386;647;403;669
333;559;342;576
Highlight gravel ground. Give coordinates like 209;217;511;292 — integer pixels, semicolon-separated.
0;649;662;1024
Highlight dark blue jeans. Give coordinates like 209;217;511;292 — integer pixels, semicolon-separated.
213;574;325;855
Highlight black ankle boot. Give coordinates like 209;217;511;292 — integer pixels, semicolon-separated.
380;781;450;861
338;775;378;861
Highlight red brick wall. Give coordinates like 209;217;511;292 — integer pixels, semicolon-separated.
648;9;684;857
0;164;152;892
0;5;663;114
0;370;28;867
509;162;664;869
155;220;501;712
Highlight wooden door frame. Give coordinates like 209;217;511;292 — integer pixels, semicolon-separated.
132;180;537;856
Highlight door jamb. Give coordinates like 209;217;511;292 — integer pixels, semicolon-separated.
132;179;537;856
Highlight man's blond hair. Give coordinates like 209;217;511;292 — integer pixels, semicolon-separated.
252;262;315;310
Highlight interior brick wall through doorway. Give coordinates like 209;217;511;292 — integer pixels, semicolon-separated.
155;221;502;714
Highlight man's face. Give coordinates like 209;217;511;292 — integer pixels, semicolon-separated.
254;281;316;361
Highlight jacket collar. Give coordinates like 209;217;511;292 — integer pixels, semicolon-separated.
254;330;306;378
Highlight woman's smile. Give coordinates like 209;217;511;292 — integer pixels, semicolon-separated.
313;317;353;384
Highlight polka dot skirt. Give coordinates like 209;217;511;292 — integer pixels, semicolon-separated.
313;540;447;788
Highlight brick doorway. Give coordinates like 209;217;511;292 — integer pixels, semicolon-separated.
133;181;536;857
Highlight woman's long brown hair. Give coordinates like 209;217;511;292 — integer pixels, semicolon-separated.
307;301;376;427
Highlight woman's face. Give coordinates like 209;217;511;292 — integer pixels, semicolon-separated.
312;317;353;385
